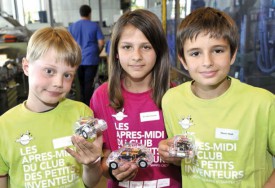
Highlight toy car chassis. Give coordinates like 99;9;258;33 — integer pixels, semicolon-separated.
74;117;107;139
107;142;154;170
169;134;196;159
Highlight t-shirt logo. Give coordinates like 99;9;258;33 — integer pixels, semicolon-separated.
112;108;128;121
179;115;193;129
16;130;33;145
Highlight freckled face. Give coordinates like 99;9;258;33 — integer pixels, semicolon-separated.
180;33;236;89
23;48;77;111
117;24;157;82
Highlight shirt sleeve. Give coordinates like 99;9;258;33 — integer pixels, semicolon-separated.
268;96;275;155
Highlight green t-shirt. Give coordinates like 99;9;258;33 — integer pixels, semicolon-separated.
162;77;275;188
0;98;93;188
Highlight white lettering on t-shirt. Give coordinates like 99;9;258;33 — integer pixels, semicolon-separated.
184;141;244;184
20;145;80;187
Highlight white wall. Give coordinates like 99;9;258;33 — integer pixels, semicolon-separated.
44;0;121;27
0;0;121;29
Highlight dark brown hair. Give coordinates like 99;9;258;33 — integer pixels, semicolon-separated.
108;9;170;111
177;7;239;61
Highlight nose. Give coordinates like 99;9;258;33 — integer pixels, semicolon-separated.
132;48;142;62
53;75;63;88
202;53;213;67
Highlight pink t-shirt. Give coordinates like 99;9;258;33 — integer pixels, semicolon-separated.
90;82;181;188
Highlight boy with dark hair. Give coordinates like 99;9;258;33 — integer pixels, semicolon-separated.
158;7;275;188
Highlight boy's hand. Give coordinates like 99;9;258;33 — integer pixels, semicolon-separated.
111;162;138;182
158;138;182;166
65;134;103;166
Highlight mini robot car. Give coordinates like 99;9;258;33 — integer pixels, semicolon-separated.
169;134;196;159
107;142;154;170
74;117;107;139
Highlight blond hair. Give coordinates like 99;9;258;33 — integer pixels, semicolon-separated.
26;26;81;67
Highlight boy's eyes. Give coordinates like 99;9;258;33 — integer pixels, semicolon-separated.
44;68;54;75
44;68;74;79
188;48;224;56
214;49;224;53
190;51;200;56
64;73;73;79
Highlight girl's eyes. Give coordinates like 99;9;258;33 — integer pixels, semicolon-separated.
120;44;153;51
122;45;131;50
143;45;152;50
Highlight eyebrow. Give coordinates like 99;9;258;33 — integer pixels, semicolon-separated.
119;41;150;45
186;44;228;51
185;48;200;53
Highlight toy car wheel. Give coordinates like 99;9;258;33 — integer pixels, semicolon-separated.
138;160;148;168
81;130;88;139
109;161;118;170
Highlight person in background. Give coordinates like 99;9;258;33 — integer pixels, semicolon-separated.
90;9;181;188
0;27;103;188
158;7;275;188
69;4;105;105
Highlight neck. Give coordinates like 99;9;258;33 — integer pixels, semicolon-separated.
25;99;58;113
123;77;151;93
191;77;231;99
81;16;90;20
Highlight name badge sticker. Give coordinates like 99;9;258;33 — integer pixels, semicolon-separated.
52;136;73;149
140;111;160;122
215;128;239;141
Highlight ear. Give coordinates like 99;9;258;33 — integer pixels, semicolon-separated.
230;49;238;65
178;55;188;70
22;58;29;76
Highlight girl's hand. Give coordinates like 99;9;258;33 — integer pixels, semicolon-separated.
111;162;138;182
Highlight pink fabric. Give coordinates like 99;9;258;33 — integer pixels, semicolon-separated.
90;82;181;188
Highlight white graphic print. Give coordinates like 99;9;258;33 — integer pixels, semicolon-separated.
112;108;128;121
179;115;193;129
16;131;33;145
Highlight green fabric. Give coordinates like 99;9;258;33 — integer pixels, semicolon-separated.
162;77;275;188
0;98;93;188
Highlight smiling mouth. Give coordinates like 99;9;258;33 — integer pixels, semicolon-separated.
200;71;217;77
130;64;143;67
47;91;63;96
129;65;144;69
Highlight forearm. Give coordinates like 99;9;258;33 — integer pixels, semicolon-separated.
0;176;8;188
102;157;112;179
98;40;105;53
82;158;102;188
101;149;112;179
264;169;275;188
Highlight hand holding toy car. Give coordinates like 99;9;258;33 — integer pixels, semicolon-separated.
106;142;154;181
74;116;107;139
